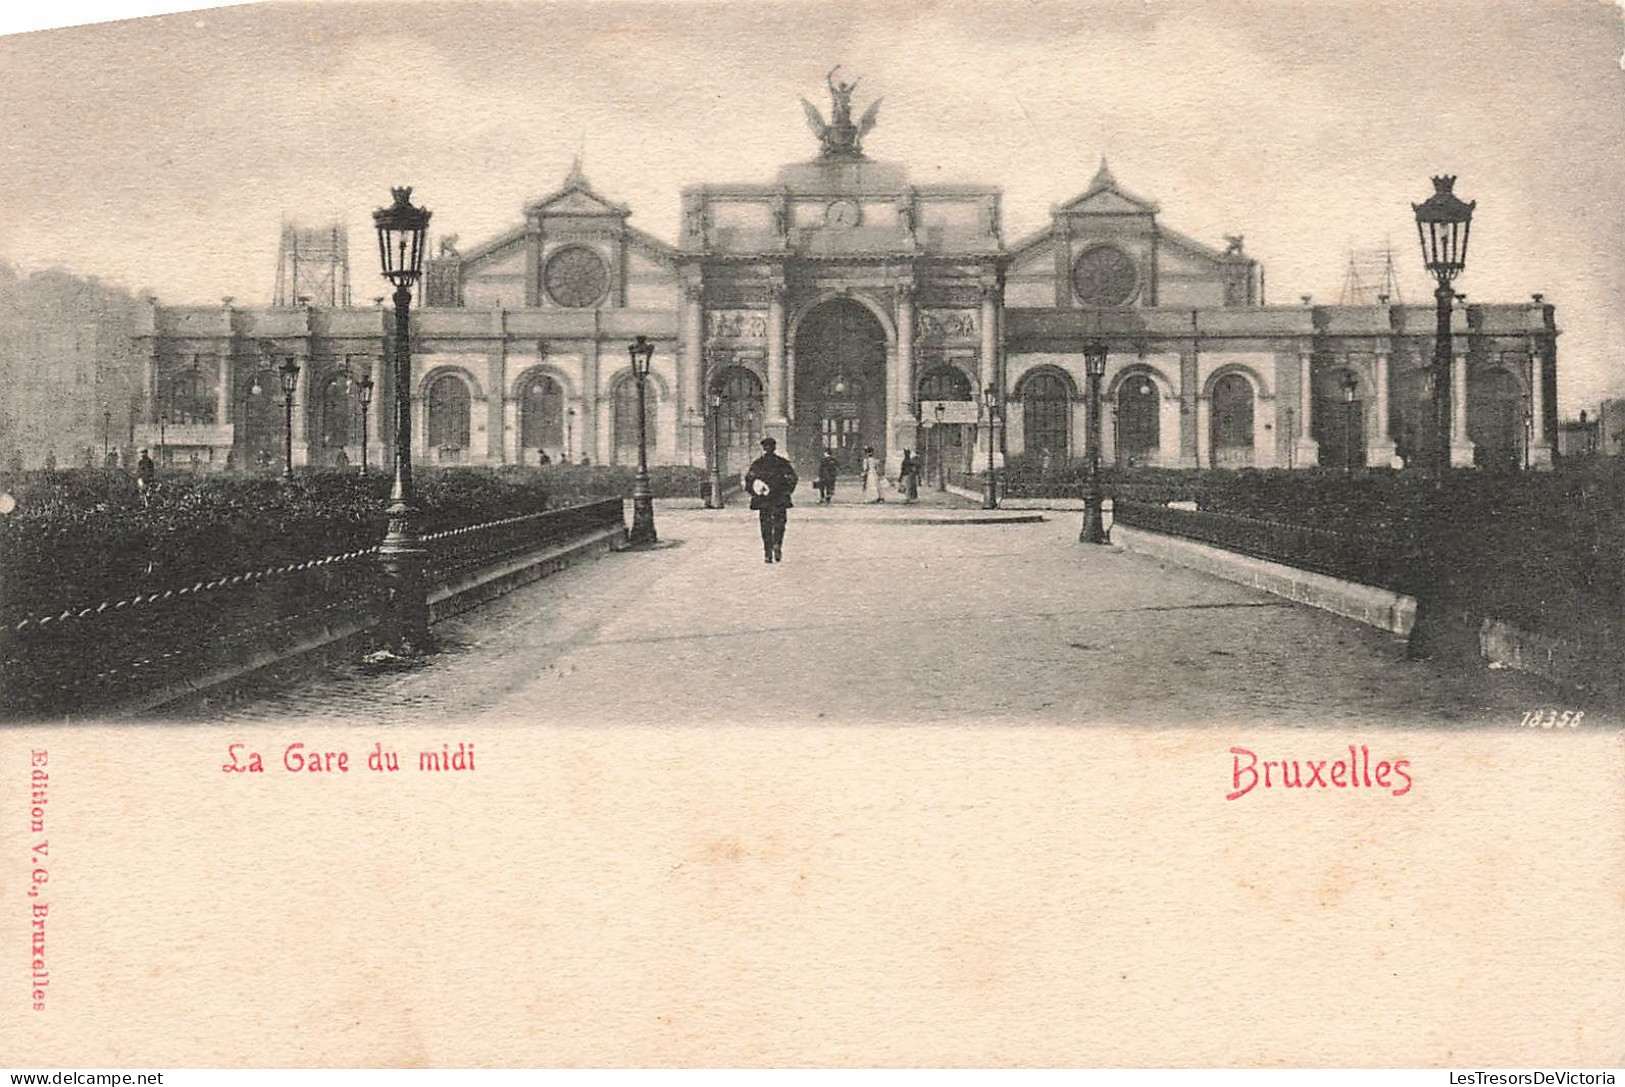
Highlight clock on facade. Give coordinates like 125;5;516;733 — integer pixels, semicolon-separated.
825;199;862;229
544;246;610;308
1071;244;1138;307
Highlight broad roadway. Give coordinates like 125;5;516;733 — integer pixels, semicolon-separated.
182;484;1562;728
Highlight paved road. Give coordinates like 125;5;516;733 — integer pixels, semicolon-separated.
182;490;1566;728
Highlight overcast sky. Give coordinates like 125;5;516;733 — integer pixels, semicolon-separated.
1;0;1620;411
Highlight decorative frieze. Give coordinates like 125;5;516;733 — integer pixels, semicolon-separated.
707;310;769;340
916;309;979;340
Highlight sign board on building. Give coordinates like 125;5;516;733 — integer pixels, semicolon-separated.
919;400;983;425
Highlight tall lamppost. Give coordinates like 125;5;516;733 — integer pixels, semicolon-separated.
278;356;300;479
102;405;111;466
707;390;724;509
627;336;658;545
357;372;374;476
1341;372;1358;475
372;185;433;653
1080;340;1109;545
981;384;1000;509
158;413;168;468
933;402;946;491
1412;176;1474;478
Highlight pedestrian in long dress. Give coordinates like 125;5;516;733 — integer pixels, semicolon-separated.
899;449;919;503
743;436;798;563
860;446;884;503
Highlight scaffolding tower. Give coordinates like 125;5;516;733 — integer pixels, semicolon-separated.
273;220;352;307
1339;243;1402;306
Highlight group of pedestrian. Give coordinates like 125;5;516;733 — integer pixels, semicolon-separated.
741;439;927;565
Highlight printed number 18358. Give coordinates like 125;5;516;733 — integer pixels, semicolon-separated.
1520;709;1583;728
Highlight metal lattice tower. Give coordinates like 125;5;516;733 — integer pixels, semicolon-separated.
273;219;352;307
1339;243;1402;306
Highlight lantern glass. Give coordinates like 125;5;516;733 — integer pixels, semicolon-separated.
278;358;300;395
373;186;432;285
1085;342;1108;377
358;375;375;406
1342;375;1358;403
629;336;654;377
1412;175;1474;280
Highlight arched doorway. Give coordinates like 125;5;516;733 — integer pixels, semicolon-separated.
712;366;763;478
611;375;658;466
1117;374;1159;467
319;373;354;468
519;374;565;463
919;365;973;484
792;298;887;471
1470;368;1524;471
1209;372;1255;468
426;373;471;465
242;369;279;472
1315;368;1366;471
1019;370;1072;464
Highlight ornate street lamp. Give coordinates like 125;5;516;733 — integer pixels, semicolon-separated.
707;390;724;509
1081;340;1109;544
1341;371;1359;475
981;384;1000;509
627;335;657;545
278;356;301;479
933;401;946;491
357;371;374;476
372;185;433;653
1413;176;1474;477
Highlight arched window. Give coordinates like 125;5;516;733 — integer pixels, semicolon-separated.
427;374;471;459
713;367;763;477
1469;368;1525;472
320;374;353;464
1117;374;1159;466
1020;371;1071;462
612;376;658;465
520;374;565;460
164;368;215;425
1210;373;1255;467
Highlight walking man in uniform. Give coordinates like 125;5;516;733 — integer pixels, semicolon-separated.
743;436;798;563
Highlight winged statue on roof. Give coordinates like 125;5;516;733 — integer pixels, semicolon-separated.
800;67;882;160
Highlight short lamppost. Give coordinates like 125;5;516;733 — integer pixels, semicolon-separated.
372;185;433;654
684;406;697;466
278;356;300;479
1412;176;1474;478
1341;372;1359;475
707;390;724;509
1081;340;1109;545
565;407;575;463
981;384;1000;509
102;406;111;466
627;335;657;545
357;372;374;476
933;402;947;491
158;413;168;468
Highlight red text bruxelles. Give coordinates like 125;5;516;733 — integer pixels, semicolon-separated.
1226;744;1412;800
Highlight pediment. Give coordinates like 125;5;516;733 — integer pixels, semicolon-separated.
1062;187;1158;215
532;188;627;217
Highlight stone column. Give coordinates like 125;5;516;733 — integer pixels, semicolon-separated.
765;284;788;446
488;350;507;467
215;351;232;430
368;353;387;470
144;352;159;424
580;340;599;463
1293;348;1320;468
1450;352;1475;467
1528;345;1552;468
1196;394;1211;469
978;281;999;464
892;282;916;474
291;353;309;467
1368;352;1397;467
682;280;705;462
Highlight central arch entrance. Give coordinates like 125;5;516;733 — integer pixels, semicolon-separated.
791;297;888;472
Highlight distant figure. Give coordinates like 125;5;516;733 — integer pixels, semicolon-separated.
744;436;798;563
1040;447;1054;474
43;450;57;472
105;450;119;471
861;445;884;503
224;449;237;472
135;448;155;491
816;448;839;504
899;449;919;503
537;449;552;466
578;455;590;467
332;449;349;471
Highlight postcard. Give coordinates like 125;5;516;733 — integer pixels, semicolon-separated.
2;0;1622;1069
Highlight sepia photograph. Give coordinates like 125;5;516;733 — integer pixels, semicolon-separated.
1;0;1621;1072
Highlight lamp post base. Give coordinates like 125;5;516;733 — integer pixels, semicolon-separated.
1080;496;1109;545
706;470;724;510
629;487;658;546
981;477;998;510
377;517;434;657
